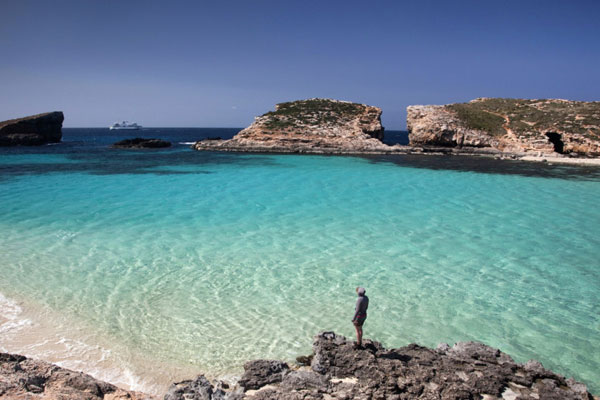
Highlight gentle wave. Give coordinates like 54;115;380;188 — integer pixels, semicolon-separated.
0;292;163;395
0;293;32;338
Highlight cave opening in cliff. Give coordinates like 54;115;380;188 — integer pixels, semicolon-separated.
545;132;564;154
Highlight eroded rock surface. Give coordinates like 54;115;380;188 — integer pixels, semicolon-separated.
0;353;152;399
407;98;600;156
193;99;405;154
0;112;64;146
163;332;597;400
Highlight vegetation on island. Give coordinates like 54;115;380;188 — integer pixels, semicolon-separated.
261;99;368;132
447;98;600;139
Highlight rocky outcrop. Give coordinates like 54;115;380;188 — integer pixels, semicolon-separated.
0;352;152;399
2;333;597;399
112;138;171;149
164;332;597;400
193;99;404;154
407;98;600;156
0;112;64;146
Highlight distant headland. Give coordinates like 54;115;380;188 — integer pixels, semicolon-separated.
0;112;64;146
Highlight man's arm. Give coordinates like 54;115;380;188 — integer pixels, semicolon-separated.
352;298;362;321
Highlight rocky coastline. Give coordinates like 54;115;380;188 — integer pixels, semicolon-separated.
2;332;596;400
192;98;600;166
407;98;600;156
193;99;400;154
0;112;64;146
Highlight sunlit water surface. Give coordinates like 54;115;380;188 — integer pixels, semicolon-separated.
0;129;598;394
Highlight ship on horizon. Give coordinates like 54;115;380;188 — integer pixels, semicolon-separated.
109;121;141;130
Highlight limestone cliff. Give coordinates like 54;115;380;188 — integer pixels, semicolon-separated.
0;112;64;146
193;99;397;154
407;98;600;156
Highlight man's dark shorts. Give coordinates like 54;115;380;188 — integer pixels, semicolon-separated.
353;316;367;326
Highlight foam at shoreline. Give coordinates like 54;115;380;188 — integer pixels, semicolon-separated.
0;291;195;395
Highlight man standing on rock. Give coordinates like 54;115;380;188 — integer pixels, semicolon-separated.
352;287;369;348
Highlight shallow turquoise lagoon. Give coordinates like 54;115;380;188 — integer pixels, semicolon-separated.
0;130;599;394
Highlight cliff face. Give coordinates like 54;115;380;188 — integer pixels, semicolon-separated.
194;99;395;154
0;112;64;146
407;98;600;156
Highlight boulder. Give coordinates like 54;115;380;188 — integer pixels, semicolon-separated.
164;375;226;400
237;360;289;390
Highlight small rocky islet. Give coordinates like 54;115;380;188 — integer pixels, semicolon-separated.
111;138;172;149
1;332;596;399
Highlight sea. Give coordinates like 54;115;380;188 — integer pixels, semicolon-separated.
0;128;599;395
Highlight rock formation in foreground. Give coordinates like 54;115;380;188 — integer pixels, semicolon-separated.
407;98;600;156
112;138;171;149
0;112;64;146
166;332;596;400
2;333;596;399
193;99;402;154
0;353;151;399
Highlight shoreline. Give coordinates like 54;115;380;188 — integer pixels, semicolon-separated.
192;141;600;166
2;332;597;399
2;290;599;398
0;291;205;396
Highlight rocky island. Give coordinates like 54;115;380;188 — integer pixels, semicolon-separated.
193;97;600;164
0;112;64;146
2;332;596;399
407;98;600;156
193;99;401;154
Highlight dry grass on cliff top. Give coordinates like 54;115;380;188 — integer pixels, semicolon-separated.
261;99;367;131
447;98;600;139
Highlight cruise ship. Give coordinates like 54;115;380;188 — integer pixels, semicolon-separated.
109;121;141;130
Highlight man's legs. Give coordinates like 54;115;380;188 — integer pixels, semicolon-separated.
354;323;363;346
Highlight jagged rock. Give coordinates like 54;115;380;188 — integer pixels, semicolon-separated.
164;375;226;400
280;370;328;391
0;112;64;146
112;138;171;149
407;98;600;156
2;333;597;400
237;360;289;390
163;332;596;399
193;99;408;154
294;354;313;366
0;352;152;399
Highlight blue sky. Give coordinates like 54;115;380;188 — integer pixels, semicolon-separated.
1;0;599;129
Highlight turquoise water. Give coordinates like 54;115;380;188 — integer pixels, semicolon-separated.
1;129;599;394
